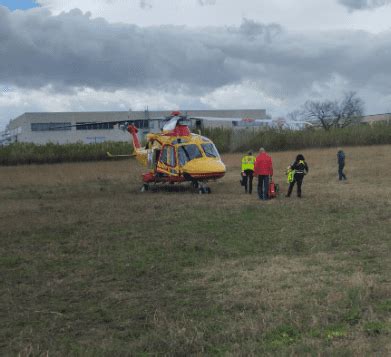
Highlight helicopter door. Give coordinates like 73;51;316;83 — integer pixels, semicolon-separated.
153;149;160;170
157;145;177;176
146;140;161;171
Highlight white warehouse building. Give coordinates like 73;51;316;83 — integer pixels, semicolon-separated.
3;109;268;145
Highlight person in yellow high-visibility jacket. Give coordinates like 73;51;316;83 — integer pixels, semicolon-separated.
241;151;256;194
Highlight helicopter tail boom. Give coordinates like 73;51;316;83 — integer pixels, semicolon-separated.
127;124;141;150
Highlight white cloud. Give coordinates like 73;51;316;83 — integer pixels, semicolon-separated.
200;81;285;114
34;0;391;32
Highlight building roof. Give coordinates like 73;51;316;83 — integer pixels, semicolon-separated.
361;113;391;123
11;109;266;120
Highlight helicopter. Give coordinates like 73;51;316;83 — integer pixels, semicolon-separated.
109;111;226;194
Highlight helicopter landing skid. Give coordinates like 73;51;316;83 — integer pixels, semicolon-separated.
194;181;211;194
140;180;212;194
140;183;149;192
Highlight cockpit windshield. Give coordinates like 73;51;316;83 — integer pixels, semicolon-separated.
178;144;203;165
201;143;219;158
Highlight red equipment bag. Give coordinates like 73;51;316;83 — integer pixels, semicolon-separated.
268;179;277;198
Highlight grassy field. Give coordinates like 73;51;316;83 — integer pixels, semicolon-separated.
1;145;390;355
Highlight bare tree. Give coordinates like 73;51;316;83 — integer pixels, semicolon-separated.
286;109;303;122
336;91;365;128
301;92;364;131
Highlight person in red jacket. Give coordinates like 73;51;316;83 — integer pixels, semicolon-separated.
254;147;273;200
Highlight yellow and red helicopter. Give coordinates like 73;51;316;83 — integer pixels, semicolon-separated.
109;111;226;193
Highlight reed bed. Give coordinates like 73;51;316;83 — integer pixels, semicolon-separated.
0;141;132;165
204;122;391;153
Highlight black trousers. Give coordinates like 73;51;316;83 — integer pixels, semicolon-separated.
243;170;254;194
258;175;270;200
338;164;347;180
287;174;304;197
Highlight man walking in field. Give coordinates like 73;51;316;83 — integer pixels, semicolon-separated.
241;151;256;194
254;148;273;200
337;149;347;180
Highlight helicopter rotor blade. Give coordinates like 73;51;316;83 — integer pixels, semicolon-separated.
162;116;179;131
55;120;132;130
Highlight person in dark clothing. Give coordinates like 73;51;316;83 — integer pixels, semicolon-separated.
337;149;347;180
286;154;309;198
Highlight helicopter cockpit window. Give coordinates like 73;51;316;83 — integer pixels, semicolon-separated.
160;146;168;164
160;146;176;166
168;147;176;166
178;144;202;166
165;146;175;166
201;143;219;158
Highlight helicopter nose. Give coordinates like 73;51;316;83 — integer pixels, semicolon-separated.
182;158;226;176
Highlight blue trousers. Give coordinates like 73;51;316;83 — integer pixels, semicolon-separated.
258;175;269;200
338;164;347;180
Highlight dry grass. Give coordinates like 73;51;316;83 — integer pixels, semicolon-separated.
0;145;390;355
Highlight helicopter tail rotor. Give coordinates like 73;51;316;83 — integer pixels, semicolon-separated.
119;122;129;131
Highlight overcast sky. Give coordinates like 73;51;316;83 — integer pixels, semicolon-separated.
1;0;391;129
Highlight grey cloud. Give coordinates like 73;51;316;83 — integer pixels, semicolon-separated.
1;5;391;102
338;0;391;10
139;0;153;9
238;19;282;42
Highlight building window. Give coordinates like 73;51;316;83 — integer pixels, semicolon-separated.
76;122;115;130
115;120;149;129
133;120;148;129
31;122;71;131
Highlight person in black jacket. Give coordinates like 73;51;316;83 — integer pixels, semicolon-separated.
337;149;347;180
286;154;309;198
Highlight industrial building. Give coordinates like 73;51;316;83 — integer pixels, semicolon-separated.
2;109;268;145
361;113;391;125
